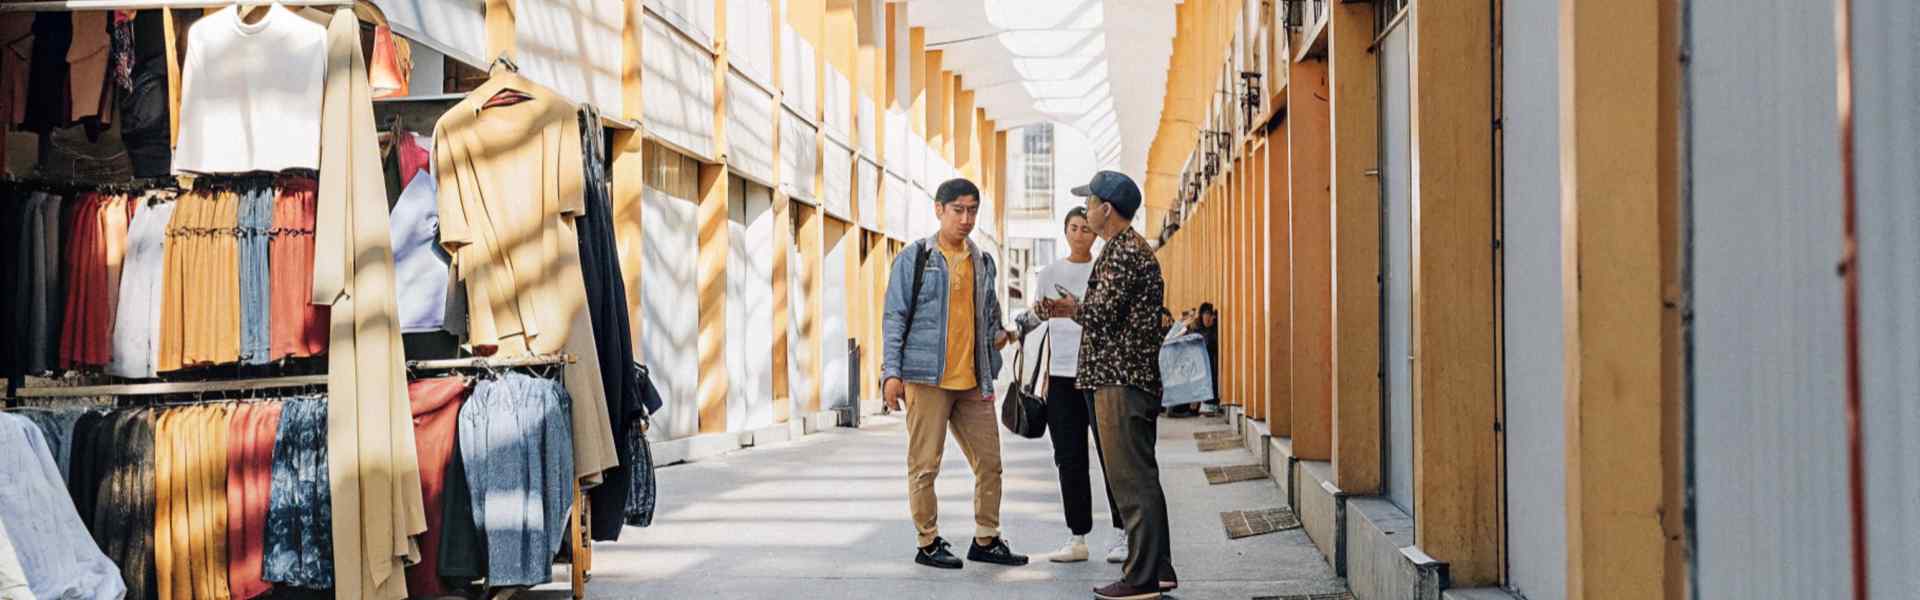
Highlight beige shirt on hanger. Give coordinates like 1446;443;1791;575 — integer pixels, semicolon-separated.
432;69;619;483
313;8;425;600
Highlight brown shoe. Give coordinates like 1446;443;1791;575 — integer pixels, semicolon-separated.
1093;581;1162;600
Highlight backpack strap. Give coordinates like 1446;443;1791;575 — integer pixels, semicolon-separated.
893;242;932;378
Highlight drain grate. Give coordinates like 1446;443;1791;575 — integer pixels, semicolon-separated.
1195;429;1239;441
1251;594;1353;600
1220;507;1303;539
1205;464;1271;485
1198;437;1245;452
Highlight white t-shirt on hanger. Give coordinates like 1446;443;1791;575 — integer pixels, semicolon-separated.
1036;258;1094;378
171;4;327;174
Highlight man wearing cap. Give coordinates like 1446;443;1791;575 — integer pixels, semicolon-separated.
880;177;1028;570
1038;170;1178;599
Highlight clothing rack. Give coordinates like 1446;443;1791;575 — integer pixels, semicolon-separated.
11;354;574;398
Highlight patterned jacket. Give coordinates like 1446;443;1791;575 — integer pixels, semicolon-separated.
1073;227;1165;394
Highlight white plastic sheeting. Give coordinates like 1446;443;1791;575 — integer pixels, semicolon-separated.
1690;1;1852;597
1500;0;1566;596
643;146;702;439
858;96;877;155
781;109;819;202
823;138;854;220
857;158;880;231
728;178;777;432
371;0;486;67
909;184;935;239
824;64;853;144
909;134;929;189
1855;2;1920;595
885;171;909;240
781;24;818;117
644;0;715;48
821;220;852;413
885;109;909;173
643;13;716;160
726;71;777;185
515;0;622;111
726;0;774;86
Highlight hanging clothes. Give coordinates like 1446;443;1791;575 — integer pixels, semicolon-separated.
158;187;242;371
575;104;645;541
0;518;29;600
625;364;665;528
433;69;619;486
458;373;574;588
59;191;131;369
152;404;230;600
262;396;332;590
171;5;326;174
20;12;69;135
389;167;448;334
24;192;66;375
225;401;279;600
10;407;87;481
88;409;156;600
121;10;172;178
238;182;273;365
67;10;110;132
314;9;424;599
403;377;470;598
111;194;175;378
270;175;327;360
0;412;126;600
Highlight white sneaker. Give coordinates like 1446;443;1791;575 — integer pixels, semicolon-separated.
1047;535;1089;563
1105;531;1130;564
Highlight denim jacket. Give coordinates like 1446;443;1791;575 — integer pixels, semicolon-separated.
880;236;1005;398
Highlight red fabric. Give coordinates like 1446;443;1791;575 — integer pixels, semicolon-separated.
405;377;471;599
269;176;327;360
225;402;277;600
394;131;430;188
60;192;120;368
369;25;407;99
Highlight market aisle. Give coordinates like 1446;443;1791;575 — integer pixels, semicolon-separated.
523;413;1348;599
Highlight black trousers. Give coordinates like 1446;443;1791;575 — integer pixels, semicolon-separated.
1095;386;1177;588
1046;376;1122;535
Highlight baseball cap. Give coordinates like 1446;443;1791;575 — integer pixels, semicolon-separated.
1070;170;1142;219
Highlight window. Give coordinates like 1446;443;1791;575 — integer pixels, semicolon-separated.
1017;124;1054;211
1033;239;1058;268
1376;0;1410;34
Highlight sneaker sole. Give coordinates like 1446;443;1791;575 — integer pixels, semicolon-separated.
969;555;1031;566
1048;553;1089;563
1105;555;1127;564
1093;591;1161;600
914;556;963;570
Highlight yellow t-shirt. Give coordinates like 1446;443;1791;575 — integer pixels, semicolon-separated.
938;242;977;390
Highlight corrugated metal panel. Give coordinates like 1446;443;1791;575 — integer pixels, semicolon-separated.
643;13;716;160
1690;1;1852;597
825;65;853;144
1380;24;1415;518
857;158;880;231
823;138;854;220
886;109;910;173
885;171;908;240
645;0;714;48
781;24;818;117
516;0;622;110
1854;2;1920;597
643;145;703;438
727;178;776;432
782;109;819;202
727;71;777;185
726;0;773;87
372;0;486;67
1499;0;1565;596
821;220;852;411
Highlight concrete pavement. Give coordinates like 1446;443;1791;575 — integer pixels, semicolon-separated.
523;412;1348;599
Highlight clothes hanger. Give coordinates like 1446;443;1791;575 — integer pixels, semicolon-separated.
480;53;535;109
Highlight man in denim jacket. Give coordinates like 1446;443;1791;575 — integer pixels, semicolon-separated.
880;178;1026;570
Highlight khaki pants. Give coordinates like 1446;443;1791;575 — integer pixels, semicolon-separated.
905;384;1004;547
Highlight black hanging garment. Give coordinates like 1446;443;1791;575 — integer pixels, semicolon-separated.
119;11;173;178
575;105;648;542
624;363;662;528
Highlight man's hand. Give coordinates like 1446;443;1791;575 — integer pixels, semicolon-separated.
884;378;906;412
1045;295;1080;319
994;329;1013;350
